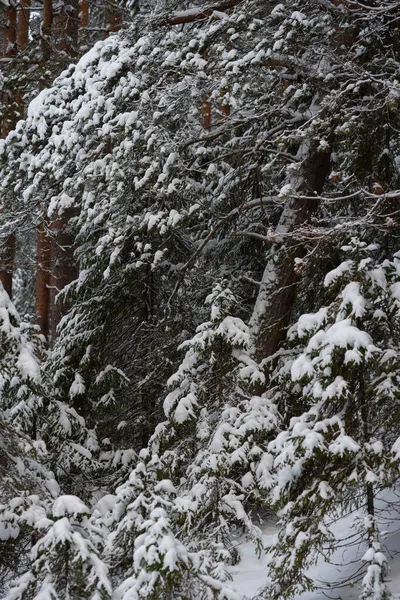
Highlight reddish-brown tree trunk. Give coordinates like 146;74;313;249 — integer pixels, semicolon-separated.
104;0;121;36
53;0;79;57
35;220;51;338
0;3;18;297
41;0;53;63
0;234;16;297
14;0;31;120
79;0;89;28
38;0;79;343
17;0;31;51
201;95;212;129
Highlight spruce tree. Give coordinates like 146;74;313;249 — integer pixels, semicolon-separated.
266;239;400;600
4;495;111;600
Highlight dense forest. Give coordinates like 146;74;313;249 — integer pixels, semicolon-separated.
0;0;399;598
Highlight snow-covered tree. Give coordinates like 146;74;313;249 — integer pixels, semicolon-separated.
0;0;399;596
0;426;60;593
152;283;277;557
266;239;400;599
109;450;240;600
107;284;278;596
4;495;111;600
0;280;42;435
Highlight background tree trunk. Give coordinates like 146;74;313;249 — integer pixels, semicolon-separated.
104;0;121;36
36;220;51;339
17;0;30;51
53;0;79;57
42;0;53;63
0;2;18;297
48;215;78;345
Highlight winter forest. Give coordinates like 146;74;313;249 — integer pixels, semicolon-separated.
0;0;399;598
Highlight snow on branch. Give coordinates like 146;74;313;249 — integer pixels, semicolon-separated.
164;0;242;26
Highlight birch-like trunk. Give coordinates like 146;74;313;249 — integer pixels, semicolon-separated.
250;147;331;368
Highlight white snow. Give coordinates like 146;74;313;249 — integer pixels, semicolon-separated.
52;495;89;517
229;490;400;599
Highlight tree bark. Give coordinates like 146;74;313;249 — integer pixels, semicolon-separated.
17;0;31;51
201;95;212;129
53;0;79;57
42;0;53;63
104;0;121;36
48;215;78;345
79;0;89;28
78;0;89;51
0;235;16;298
35;220;51;338
0;3;18;297
250;147;331;371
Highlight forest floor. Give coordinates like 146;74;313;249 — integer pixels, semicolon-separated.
229;490;400;599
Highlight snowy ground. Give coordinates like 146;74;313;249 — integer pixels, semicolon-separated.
228;491;400;599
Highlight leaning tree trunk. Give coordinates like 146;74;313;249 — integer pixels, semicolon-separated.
250;146;331;371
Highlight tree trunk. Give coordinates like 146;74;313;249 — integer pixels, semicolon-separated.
14;0;31;120
0;235;16;298
104;0;121;36
48;215;78;345
79;0;89;28
17;0;31;51
250;147;331;371
201;95;212;129
42;0;53;63
36;220;51;338
53;0;79;57
0;3;18;297
41;0;79;344
78;0;89;52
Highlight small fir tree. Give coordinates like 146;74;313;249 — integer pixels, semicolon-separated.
4;495;112;600
109;284;279;597
265;239;400;600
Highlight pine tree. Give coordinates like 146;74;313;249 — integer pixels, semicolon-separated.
109;450;242;600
